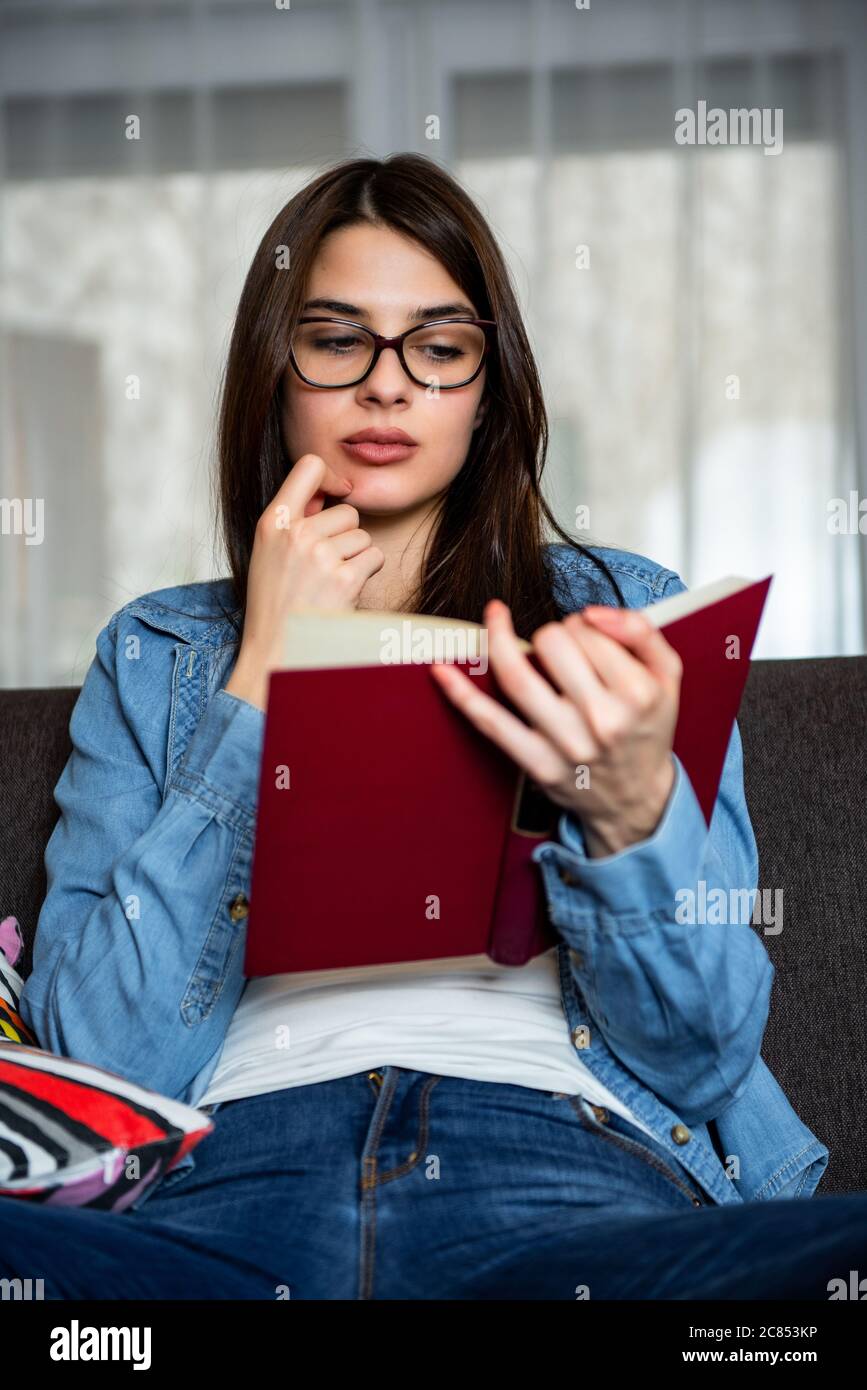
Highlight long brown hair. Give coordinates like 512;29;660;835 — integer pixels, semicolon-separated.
216;152;625;639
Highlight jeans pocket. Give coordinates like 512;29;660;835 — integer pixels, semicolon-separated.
129;1148;198;1214
569;1097;705;1208
375;1074;442;1184
160;1152;197;1191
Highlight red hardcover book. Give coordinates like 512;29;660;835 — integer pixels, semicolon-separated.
243;574;771;977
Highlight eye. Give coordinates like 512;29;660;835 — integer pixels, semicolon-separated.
315;332;365;355
408;327;471;356
404;322;485;376
295;324;367;356
419;342;465;361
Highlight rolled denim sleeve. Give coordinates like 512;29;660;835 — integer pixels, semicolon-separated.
554;753;708;914
19;616;265;1108
532;636;772;1127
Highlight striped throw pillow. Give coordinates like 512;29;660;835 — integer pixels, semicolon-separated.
0;939;39;1046
0;954;213;1210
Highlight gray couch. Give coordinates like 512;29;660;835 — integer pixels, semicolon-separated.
2;659;865;1194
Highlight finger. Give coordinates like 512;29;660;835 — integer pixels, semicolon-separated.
301;452;356;517
268;453;353;528
338;544;385;589
533;617;654;745
484;601;599;765
430;661;569;786
305;502;362;538
530;616;613;707
556;613;661;705
580;606;683;686
303;485;350;519
318;528;374;562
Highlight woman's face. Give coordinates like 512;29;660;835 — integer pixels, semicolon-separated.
280;222;488;516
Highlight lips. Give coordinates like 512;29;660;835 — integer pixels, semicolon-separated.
340;427;419;465
342;428;418;445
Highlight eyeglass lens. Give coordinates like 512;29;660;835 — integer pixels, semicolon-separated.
292;321;486;387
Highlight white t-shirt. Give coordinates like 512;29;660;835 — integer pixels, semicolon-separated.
198;946;657;1140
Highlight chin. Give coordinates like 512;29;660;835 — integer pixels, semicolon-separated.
344;473;431;515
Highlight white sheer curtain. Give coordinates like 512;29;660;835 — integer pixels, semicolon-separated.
0;0;864;685
454;19;860;659
0;165;323;684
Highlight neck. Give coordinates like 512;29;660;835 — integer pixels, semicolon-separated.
355;498;442;613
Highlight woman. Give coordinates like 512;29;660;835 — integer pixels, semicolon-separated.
6;153;867;1300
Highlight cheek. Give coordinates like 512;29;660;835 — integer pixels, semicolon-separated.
428;386;483;446
281;382;339;450
416;396;480;482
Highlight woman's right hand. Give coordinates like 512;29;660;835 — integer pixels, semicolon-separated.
224;453;385;710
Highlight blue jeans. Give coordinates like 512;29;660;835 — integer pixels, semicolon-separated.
1;1068;865;1300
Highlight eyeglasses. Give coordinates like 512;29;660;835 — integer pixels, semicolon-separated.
289;316;497;390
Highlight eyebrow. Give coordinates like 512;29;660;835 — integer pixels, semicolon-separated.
302;297;477;322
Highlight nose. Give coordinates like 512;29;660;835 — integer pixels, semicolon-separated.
359;343;412;403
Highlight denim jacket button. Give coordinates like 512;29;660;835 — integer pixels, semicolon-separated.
559;867;580;886
671;1124;691;1145
590;1105;609;1124
568;948;584;970
229;893;250;922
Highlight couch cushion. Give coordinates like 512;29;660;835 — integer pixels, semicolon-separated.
739;655;867;1196
0;688;76;980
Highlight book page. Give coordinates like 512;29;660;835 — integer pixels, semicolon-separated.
639;575;755;629
279;575;764;668
281;608;526;668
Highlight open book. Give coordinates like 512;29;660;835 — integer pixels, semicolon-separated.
243;573;771;977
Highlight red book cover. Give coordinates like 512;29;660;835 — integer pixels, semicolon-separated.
651;574;771;824
243;575;771;977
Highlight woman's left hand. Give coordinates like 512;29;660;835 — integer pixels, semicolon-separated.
429;599;683;858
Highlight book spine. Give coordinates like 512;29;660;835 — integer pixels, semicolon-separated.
487;774;560;966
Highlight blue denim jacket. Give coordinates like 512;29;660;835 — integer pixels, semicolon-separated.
19;542;828;1208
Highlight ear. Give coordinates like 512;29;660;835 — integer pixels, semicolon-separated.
472;395;489;430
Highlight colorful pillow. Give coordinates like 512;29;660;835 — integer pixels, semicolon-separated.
0;930;38;1045
0;915;24;969
0;951;213;1210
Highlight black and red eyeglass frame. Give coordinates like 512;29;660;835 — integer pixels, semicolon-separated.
288;316;498;390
